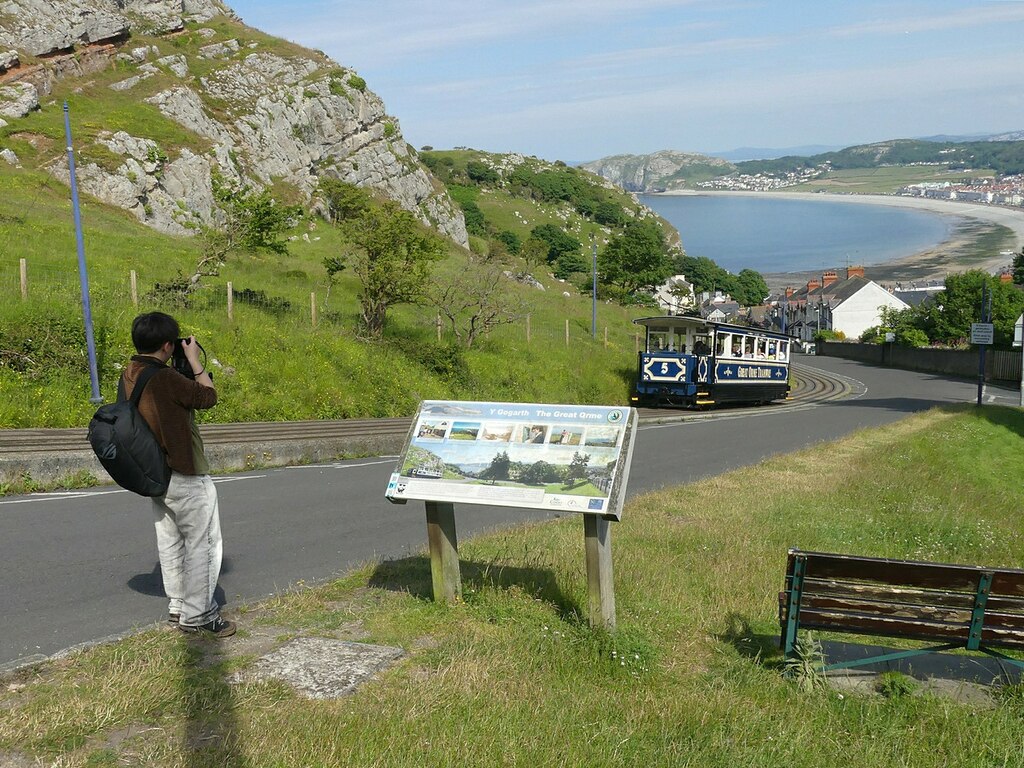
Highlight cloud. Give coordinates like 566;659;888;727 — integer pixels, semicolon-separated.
824;2;1024;38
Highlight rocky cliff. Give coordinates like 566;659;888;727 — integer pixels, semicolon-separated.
0;0;467;245
581;150;735;193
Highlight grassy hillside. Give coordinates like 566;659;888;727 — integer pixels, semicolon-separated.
421;149;681;254
736;138;1024;177
0;157;650;428
4;406;1023;766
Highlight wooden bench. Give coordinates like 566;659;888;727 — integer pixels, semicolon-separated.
779;549;1024;672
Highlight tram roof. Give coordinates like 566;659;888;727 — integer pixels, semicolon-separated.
632;314;790;339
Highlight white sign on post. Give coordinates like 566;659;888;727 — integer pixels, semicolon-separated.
386;400;638;520
1013;314;1023;348
971;322;994;346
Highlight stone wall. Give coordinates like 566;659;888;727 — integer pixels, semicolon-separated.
818;341;1023;383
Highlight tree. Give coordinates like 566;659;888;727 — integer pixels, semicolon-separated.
677;254;738;297
466;160;499;185
554;250;589;280
593;200;627;227
531;223;581;264
915;270;1024;346
733;269;770;307
521;460;560;485
598;220;674;295
339;200;448;338
1012;249;1024;285
460;200;488;237
320;178;370;223
428;262;526;348
520;237;550;273
478;450;511;484
565;451;591;485
496;229;521;256
179;175;300;295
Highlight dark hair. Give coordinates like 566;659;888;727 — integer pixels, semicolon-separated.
131;311;180;354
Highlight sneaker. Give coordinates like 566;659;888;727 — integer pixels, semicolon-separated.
178;617;236;638
167;613;180;625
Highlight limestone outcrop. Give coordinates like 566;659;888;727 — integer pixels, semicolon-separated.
581;150;735;192
0;0;468;245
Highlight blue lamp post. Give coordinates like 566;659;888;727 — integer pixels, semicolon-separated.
64;102;102;403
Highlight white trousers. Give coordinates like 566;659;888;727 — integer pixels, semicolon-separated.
150;472;223;627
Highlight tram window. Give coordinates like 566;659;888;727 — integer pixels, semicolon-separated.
777;341;789;362
649;331;668;351
716;335;728;356
755;338;768;359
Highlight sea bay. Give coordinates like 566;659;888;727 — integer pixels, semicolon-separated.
639;192;958;275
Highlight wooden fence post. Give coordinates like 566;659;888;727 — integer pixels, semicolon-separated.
436;312;442;342
425;501;461;603
129;270;138;306
226;281;234;321
565;318;569;346
19;258;27;300
604;326;608;348
526;313;531;344
310;292;317;328
635;333;639;353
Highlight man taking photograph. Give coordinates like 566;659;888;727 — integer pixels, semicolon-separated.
123;311;235;637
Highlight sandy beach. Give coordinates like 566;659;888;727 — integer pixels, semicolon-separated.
659;190;1024;289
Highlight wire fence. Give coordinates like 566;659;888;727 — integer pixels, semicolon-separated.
1;258;646;352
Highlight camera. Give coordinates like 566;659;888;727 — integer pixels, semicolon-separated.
171;337;211;380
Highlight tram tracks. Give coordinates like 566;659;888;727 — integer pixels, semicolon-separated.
0;361;858;483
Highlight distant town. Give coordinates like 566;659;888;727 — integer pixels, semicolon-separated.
697;165;1024;206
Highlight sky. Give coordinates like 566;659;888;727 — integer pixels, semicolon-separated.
225;0;1024;162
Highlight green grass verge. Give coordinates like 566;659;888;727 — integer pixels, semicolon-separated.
0;160;647;428
3;405;1023;766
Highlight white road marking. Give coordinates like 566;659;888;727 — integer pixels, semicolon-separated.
0;475;265;505
281;458;398;470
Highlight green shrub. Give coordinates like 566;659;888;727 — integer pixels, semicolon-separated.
390;338;470;385
232;287;293;315
347;74;366;92
813;329;845;342
897;327;929;347
0;310;102;381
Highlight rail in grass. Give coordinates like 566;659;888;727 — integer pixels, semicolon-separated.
631;315;791;408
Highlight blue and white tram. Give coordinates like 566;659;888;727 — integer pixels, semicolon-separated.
631;315;791;408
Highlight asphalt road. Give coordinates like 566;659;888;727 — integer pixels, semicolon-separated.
1;355;1015;671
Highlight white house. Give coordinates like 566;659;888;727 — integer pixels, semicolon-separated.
823;277;909;339
782;267;909;341
652;274;695;314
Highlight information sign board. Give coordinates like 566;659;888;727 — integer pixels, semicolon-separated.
1014;314;1023;348
385;401;638;520
971;323;994;345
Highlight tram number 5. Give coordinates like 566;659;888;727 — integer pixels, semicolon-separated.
659;363;669;375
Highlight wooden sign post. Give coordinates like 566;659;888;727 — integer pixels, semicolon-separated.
425;500;461;603
584;514;616;630
386;400;638;628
